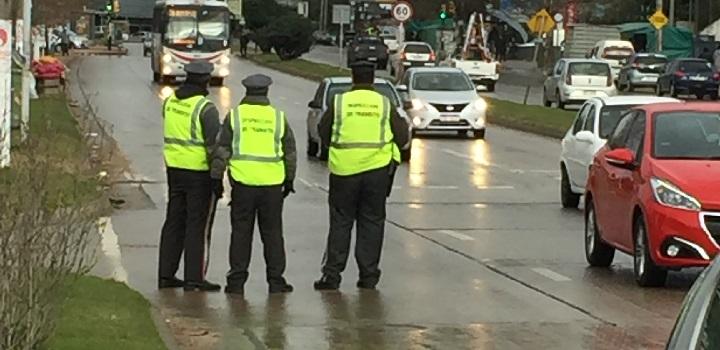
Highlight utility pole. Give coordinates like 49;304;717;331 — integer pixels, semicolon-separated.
20;0;31;142
669;0;675;26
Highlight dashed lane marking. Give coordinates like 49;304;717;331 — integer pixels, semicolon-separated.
438;229;475;241
532;267;572;282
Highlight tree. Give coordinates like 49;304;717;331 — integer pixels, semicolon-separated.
243;0;293;30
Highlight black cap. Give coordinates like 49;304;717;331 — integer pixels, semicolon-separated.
184;61;214;75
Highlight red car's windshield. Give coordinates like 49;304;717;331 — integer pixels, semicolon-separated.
654;112;720;159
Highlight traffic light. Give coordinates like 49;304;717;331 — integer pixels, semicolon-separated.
439;4;448;21
105;0;113;13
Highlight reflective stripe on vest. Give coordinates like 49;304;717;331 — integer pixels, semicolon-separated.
228;104;286;186
329;90;394;176
163;94;210;171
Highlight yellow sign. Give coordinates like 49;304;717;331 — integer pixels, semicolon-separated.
649;9;668;30
527;9;556;34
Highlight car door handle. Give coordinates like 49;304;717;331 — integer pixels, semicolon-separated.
609;173;617;180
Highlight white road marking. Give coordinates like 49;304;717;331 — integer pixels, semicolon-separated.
415;185;459;190
438;229;475;241
476;185;515;190
297;177;313;188
532;267;572;282
98;217;129;283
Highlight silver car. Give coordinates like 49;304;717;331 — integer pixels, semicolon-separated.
543;59;618;109
398;67;487;139
617;53;668;92
306;77;413;161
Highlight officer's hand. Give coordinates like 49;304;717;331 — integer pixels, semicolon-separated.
282;180;295;198
212;179;224;198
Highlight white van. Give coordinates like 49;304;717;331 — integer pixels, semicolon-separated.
587;40;635;81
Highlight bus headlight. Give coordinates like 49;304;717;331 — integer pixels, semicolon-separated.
162;54;173;64
219;55;231;65
219;67;230;77
162;66;172;75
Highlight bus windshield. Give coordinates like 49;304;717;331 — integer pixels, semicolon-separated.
164;7;229;51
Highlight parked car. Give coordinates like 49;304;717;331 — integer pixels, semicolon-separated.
543;59;617;109
390;42;436;79
666;256;720;350
347;36;389;70
656;58;720;100
587;40;635;80
306;77;413;161
617;53;668;92
585;102;720;287
398;67;487;139
560;96;679;208
313;31;336;46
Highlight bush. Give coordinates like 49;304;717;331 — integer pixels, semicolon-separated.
264;14;316;60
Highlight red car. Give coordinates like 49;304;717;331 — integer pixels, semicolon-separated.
585;102;720;287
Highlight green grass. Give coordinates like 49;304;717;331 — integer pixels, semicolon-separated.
47;276;166;350
247;53;577;138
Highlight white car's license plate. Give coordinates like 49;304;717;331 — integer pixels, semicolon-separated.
368;57;377;61
441;116;460;122
584;91;596;96
690;76;707;81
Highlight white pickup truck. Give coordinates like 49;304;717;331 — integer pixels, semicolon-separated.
451;49;500;92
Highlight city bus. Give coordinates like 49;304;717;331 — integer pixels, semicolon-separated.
151;0;231;86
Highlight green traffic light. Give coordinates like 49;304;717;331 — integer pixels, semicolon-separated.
439;11;448;20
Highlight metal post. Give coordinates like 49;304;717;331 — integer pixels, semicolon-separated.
656;0;663;52
339;22;344;68
669;0;675;26
20;0;31;142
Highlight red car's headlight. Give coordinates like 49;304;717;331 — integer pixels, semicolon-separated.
650;177;701;212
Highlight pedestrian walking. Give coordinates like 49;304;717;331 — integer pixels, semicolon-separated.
240;30;249;57
214;74;297;295
313;58;409;291
158;61;223;292
60;29;70;56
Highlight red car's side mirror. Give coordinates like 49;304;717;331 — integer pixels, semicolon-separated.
605;148;636;169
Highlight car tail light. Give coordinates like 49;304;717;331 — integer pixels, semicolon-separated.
607;75;613;87
566;74;572;85
713;72;720;81
430;51;436;61
674;71;686;78
400;51;406;60
495;64;500;74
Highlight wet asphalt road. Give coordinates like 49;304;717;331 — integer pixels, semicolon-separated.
69;44;698;349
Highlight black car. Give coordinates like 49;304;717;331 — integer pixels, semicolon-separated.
346;35;389;70
666;257;720;349
656;58;720;100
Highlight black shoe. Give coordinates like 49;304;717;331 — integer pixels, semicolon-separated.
269;283;294;294
224;285;245;295
313;276;340;291
158;277;184;289
356;280;377;290
184;280;221;292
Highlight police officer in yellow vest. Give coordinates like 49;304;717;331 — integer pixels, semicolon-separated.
214;74;297;295
314;60;409;291
159;62;224;292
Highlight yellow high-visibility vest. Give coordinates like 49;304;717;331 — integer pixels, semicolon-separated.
163;94;210;171
228;104;286;186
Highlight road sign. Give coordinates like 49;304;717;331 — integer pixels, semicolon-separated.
527;9;555;34
392;1;413;22
332;4;350;25
649;9;669;30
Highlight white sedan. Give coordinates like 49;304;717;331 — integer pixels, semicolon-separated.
559;95;679;208
397;67;487;139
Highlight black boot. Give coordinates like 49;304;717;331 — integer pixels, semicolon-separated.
356;280;377;290
269;283;294;294
313;276;340;291
184;280;221;292
158;277;184;289
224;285;245;295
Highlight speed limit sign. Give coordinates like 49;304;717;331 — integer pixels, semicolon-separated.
392;1;413;22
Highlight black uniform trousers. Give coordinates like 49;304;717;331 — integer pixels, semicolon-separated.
227;181;288;289
321;165;390;286
159;168;213;283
